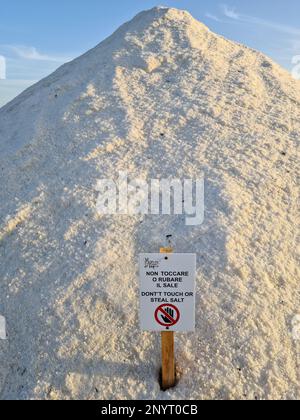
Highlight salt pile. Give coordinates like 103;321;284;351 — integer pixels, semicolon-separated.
0;7;299;400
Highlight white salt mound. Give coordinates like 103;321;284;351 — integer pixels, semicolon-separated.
0;7;299;400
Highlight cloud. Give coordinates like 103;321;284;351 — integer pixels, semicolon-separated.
1;45;71;63
205;13;222;23
221;5;239;20
0;45;73;81
220;4;300;36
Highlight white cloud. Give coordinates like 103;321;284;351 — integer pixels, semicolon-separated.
205;13;222;23
220;4;300;36
221;5;239;20
1;45;71;63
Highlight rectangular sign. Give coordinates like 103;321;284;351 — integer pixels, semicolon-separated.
139;253;196;332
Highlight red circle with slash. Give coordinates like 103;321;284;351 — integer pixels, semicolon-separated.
155;304;180;327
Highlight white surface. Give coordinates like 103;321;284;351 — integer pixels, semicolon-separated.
0;316;6;340
139;253;196;332
0;7;299;400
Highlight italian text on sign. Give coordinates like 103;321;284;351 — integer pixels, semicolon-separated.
139;254;196;332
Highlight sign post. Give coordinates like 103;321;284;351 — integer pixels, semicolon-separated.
160;247;175;391
139;250;196;391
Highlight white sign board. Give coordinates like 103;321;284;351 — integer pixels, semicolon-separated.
139;253;196;332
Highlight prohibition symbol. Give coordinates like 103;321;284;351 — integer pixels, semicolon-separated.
155;304;180;328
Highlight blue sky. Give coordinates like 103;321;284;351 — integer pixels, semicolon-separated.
1;0;300;106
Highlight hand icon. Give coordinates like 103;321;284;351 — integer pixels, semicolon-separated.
161;307;174;324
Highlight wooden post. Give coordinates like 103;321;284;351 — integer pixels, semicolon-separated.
160;247;176;390
161;331;175;391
